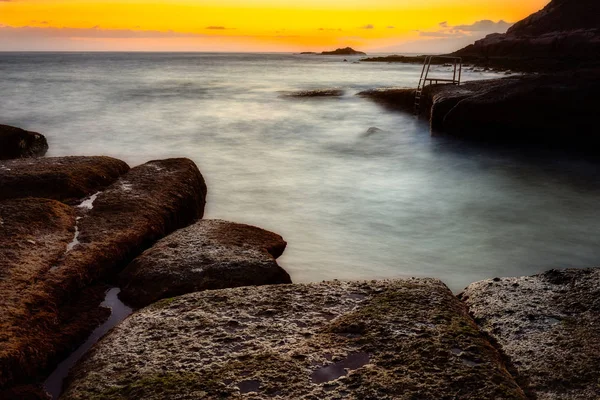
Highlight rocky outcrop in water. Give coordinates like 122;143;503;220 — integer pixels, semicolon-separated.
119;219;291;308
281;89;345;98
321;47;366;56
62;279;524;400
453;0;600;71
0;124;48;160
361;70;600;150
0;158;206;393
0;156;130;203
460;267;600;399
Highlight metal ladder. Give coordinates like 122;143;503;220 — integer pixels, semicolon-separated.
414;56;462;115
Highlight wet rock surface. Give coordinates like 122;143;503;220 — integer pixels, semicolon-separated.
0;158;207;391
119;219;290;308
62;279;525;400
0;156;130;203
0;124;48;160
461;267;600;400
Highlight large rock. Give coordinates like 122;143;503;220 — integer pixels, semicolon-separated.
453;0;600;71
0;156;130;203
62;279;525;400
439;72;599;147
0;158;207;391
119;219;291;308
460;268;600;399
0;124;48;160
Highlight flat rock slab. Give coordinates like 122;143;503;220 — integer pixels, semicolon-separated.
0;156;130;203
62;279;525;400
120;219;291;308
0;124;48;160
281;89;345;98
0;158;207;390
461;268;600;400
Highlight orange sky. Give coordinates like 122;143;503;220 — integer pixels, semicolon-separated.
0;0;549;51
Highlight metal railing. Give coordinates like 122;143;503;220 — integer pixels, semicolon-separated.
415;56;462;114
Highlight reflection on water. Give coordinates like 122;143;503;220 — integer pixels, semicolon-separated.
1;53;599;291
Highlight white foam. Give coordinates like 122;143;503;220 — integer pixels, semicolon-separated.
66;225;80;252
77;192;101;210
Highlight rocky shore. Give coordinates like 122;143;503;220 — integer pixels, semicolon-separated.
358;69;600;150
1;124;599;399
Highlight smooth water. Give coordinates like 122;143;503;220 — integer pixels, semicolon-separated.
2;52;599;291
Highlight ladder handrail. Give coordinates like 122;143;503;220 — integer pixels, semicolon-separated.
414;55;462;114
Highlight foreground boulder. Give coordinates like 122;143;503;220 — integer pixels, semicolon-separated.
0;124;48;160
119;219;291;308
62;279;525;399
0;156;130;203
0;158;206;391
461;268;600;399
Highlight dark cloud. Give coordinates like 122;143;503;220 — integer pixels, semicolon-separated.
205;26;231;30
439;21;448;28
387;26;395;29
360;24;374;30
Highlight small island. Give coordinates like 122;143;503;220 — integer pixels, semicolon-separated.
320;47;366;55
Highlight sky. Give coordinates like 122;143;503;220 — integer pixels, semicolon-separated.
0;0;549;52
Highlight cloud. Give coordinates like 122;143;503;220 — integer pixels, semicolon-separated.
387;26;395;29
0;25;209;38
418;19;512;39
360;24;374;30
205;26;234;30
454;19;511;31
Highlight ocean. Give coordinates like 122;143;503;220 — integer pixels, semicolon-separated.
2;52;599;291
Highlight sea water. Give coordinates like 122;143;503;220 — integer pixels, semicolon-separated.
1;52;599;291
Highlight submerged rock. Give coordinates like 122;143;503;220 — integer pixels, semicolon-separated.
119;219;291;308
281;89;345;98
0;156;130;203
0;158;207;391
62;279;525;400
0;124;48;160
461;267;600;400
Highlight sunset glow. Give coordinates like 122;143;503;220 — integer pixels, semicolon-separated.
0;0;550;51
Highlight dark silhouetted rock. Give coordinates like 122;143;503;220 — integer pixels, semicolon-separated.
0;159;207;392
281;89;344;98
119;219;290;308
363;127;385;137
62;279;525;400
0;124;48;160
321;47;366;56
453;0;600;71
461;267;600;400
0;156;130;203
